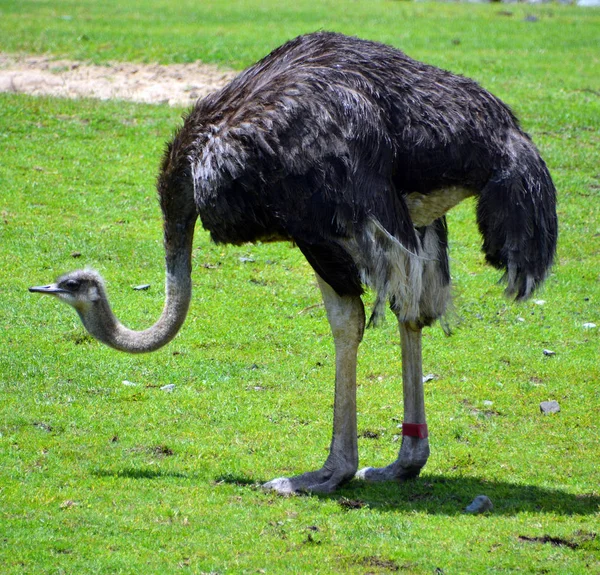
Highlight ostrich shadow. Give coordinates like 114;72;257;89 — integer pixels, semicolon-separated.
218;473;599;516
90;468;599;516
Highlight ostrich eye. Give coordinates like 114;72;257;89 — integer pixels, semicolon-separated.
64;279;82;291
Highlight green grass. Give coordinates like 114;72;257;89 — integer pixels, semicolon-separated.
1;2;599;574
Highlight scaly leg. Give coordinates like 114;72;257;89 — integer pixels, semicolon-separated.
356;320;430;482
264;274;365;494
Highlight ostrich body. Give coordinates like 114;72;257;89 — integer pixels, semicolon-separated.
30;32;557;494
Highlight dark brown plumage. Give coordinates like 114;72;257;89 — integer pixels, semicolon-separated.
32;32;557;493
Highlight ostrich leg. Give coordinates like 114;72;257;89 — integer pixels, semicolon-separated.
356;320;429;481
355;220;449;482
264;274;365;494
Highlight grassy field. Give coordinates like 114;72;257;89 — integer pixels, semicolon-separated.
1;1;599;574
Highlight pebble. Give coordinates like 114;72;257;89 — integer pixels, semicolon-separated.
122;380;137;386
582;322;596;329
133;284;151;291
540;400;560;414
161;384;176;392
543;349;556;356
465;495;493;514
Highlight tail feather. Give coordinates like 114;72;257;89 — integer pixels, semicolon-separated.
477;132;557;299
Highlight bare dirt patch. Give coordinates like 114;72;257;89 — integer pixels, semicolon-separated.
0;53;237;107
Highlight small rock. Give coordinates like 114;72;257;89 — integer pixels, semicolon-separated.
483;400;493;407
534;299;546;306
540;400;560;414
516;317;525;322
543;349;556;356
133;284;151;291
160;384;176;392
122;380;137;386
465;495;493;514
423;373;436;383
239;256;255;263
582;322;596;329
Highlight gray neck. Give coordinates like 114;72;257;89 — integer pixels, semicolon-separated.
80;256;192;354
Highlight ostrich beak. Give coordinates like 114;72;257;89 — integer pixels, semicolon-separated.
29;284;67;295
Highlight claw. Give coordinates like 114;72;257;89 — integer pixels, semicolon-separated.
262;477;296;495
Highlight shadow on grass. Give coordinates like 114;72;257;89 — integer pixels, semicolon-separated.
218;473;599;516
214;472;258;486
90;469;599;516
323;474;600;516
93;467;189;480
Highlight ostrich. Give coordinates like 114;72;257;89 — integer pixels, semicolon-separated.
30;32;557;494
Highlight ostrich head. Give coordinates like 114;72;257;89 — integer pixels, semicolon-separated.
30;267;192;353
29;269;106;314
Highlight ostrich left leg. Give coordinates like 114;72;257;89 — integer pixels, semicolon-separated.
264;274;365;494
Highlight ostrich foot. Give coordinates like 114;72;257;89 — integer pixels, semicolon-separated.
356;436;430;482
263;464;356;495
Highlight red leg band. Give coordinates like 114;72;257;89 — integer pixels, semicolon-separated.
402;423;428;439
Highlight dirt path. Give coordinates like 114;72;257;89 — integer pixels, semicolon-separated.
0;53;237;106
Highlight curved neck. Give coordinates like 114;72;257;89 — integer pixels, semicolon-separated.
81;224;196;354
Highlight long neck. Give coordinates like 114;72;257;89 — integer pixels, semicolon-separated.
81;219;197;354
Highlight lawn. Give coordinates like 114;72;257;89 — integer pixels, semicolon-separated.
0;1;599;574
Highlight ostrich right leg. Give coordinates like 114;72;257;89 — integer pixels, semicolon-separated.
355;319;430;481
263;274;365;494
356;218;450;482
